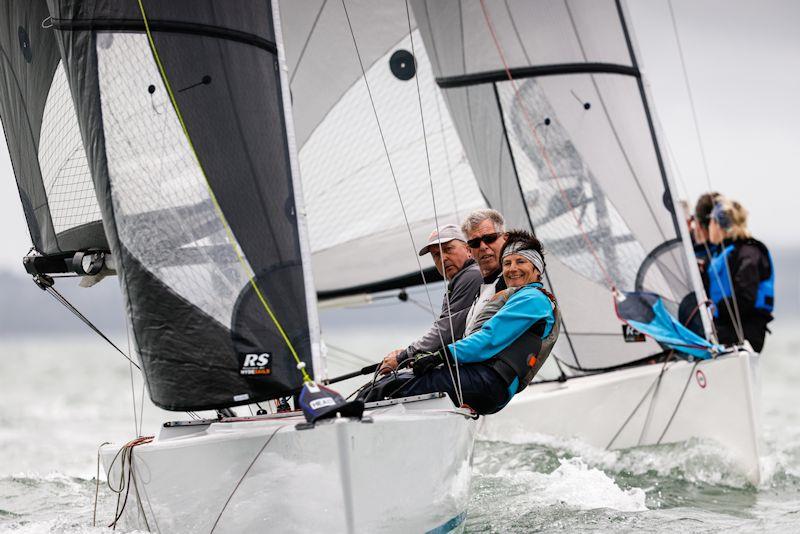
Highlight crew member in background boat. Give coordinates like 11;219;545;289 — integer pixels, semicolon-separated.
692;191;723;273
379;224;482;375
706;198;774;352
680;191;722;333
387;231;560;415
462;209;509;334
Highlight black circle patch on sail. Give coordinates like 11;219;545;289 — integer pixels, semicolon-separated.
389;49;416;81
18;27;32;63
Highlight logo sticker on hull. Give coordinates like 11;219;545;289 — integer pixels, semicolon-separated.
696;369;707;389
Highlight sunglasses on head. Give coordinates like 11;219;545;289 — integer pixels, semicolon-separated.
467;232;501;249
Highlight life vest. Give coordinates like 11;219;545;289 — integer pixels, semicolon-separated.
708;239;774;318
489;286;561;393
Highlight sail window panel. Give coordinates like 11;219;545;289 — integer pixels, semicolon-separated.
38;62;101;235
298;32;485;291
96;32;251;328
412;0;631;79
281;0;417;148
496;75;689;303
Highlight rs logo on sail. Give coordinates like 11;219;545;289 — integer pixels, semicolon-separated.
239;353;272;376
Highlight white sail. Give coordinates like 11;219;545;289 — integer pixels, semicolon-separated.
410;0;702;369
280;1;486;296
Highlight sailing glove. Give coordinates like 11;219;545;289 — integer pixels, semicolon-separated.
411;350;445;376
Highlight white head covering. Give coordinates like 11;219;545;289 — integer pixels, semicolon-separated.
502;241;545;275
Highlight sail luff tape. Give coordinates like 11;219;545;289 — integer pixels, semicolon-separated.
136;0;311;383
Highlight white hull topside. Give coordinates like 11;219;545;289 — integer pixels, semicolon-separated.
481;350;762;484
101;394;477;534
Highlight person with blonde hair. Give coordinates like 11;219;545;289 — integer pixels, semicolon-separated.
706;197;774;351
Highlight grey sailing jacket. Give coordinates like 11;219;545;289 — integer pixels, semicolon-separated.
397;259;482;363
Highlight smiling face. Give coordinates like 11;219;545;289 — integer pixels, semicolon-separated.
429;239;471;279
467;219;507;278
502;254;541;288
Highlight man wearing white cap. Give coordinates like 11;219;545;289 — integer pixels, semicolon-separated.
380;224;482;374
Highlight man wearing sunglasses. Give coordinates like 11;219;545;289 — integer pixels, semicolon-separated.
462;209;509;334
379;224;482;375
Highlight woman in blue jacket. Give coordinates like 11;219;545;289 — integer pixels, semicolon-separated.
706;198;774;352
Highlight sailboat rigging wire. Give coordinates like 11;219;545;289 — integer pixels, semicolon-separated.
136;0;312;384
656;360;700;444
93;442;111;527
340;0;463;403
326;343;374;365
42;285;141;370
404;0;463;405
125;323;139;437
209;424;287;533
606;355;674;449
667;0;713;193
667;0;744;345
478;0;617;292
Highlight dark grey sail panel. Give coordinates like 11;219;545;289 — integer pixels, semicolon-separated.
0;0;106;256
48;0;312;410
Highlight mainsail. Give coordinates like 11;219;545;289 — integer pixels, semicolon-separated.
280;0;486;298
32;0;317;410
410;0;710;369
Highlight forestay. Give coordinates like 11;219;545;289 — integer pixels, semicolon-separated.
45;0;314;410
0;0;106;256
410;0;704;369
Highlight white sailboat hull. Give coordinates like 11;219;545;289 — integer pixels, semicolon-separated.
102;395;476;533
481;351;762;483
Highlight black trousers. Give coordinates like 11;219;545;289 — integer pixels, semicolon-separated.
391;363;511;415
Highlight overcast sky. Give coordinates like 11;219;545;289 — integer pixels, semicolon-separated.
1;0;798;274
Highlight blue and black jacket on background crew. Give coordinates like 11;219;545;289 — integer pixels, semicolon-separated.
706;238;774;352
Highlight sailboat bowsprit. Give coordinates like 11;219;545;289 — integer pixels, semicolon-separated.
1;0;478;531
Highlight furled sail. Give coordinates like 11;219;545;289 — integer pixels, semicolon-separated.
44;0;315;410
0;0;106;258
410;0;707;369
279;0;486;298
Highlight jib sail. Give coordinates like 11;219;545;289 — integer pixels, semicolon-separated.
45;0;317;410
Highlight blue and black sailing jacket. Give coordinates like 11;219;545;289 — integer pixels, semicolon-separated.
707;238;774;326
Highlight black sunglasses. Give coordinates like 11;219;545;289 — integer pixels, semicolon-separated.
467;232;502;249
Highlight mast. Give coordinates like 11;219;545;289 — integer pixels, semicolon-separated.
616;0;715;341
271;0;325;381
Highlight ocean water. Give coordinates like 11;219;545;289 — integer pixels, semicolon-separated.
0;321;798;533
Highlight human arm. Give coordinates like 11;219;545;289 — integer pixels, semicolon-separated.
397;266;482;362
447;285;554;364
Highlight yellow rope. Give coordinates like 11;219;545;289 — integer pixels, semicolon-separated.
136;0;311;383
